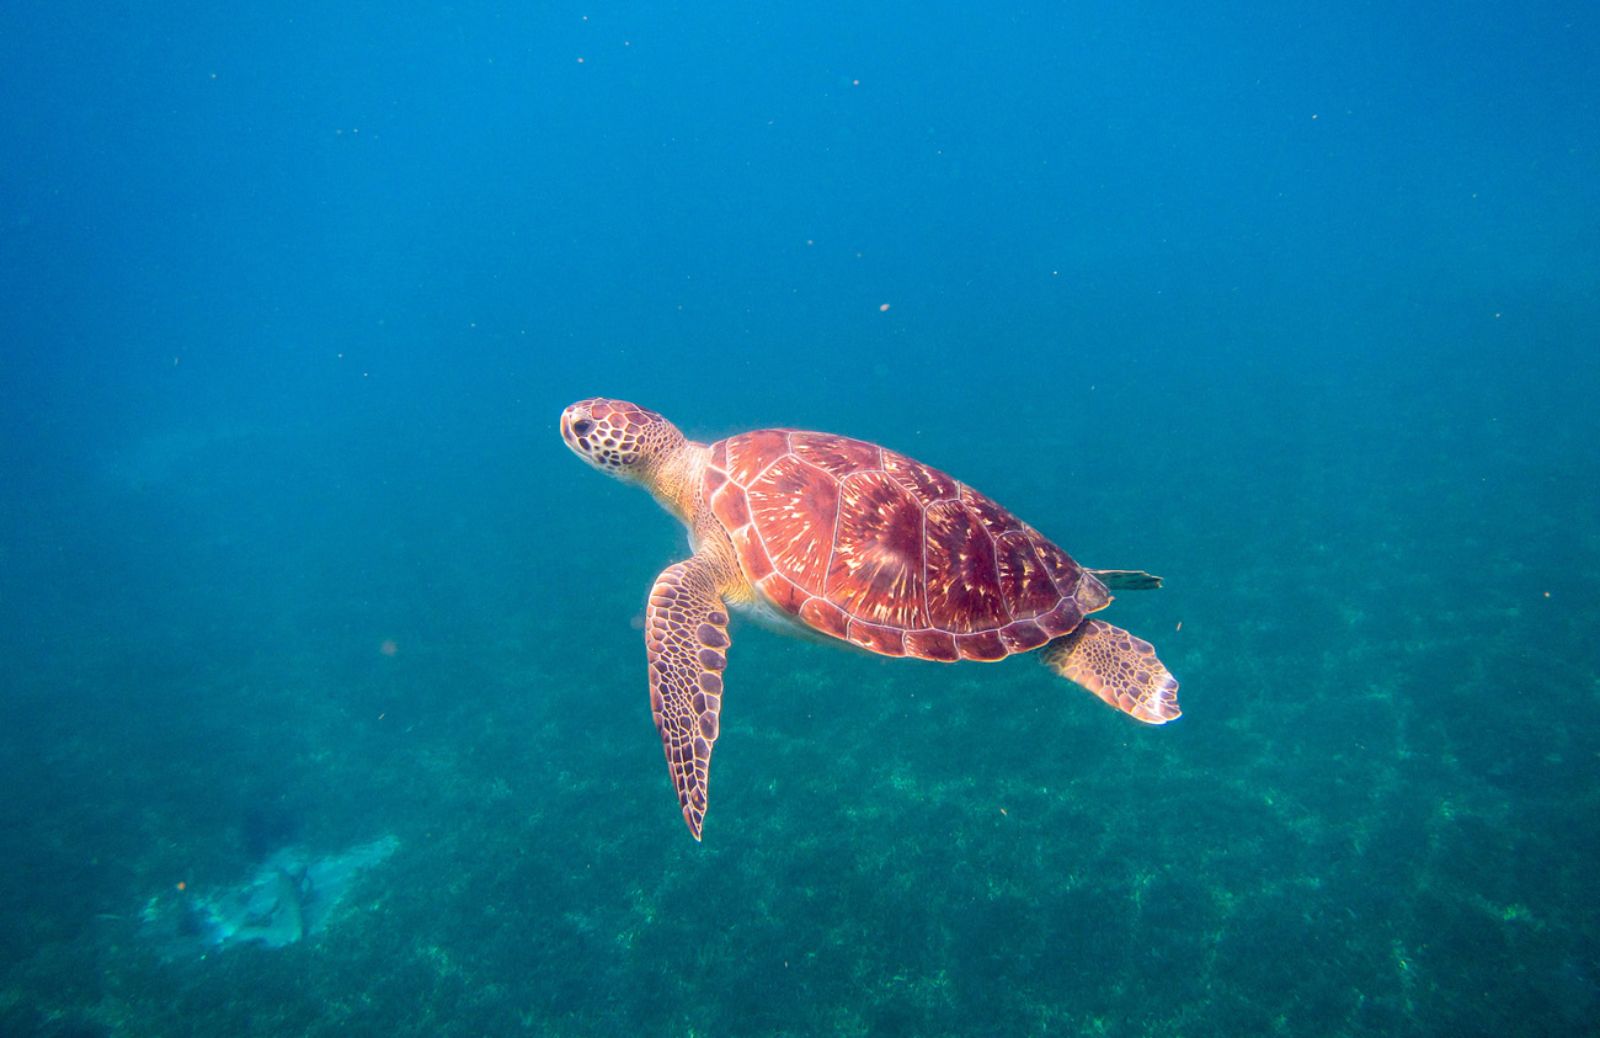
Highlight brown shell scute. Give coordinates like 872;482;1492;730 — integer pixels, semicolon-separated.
725;429;788;485
745;454;837;595
883;452;958;503
826;471;927;630
924;499;1006;632
792;432;880;476
994;531;1061;617
707;430;1097;661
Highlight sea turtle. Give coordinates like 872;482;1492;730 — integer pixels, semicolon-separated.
560;397;1180;840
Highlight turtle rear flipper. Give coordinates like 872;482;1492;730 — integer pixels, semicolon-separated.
1042;619;1180;724
1088;569;1163;590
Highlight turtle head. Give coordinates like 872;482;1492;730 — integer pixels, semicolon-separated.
560;398;686;481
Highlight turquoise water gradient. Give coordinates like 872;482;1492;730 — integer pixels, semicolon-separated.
2;3;1596;1035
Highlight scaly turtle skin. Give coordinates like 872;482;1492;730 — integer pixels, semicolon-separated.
560;397;1180;840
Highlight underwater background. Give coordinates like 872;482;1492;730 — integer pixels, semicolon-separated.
2;2;1597;1036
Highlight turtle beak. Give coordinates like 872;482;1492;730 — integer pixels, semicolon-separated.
558;403;594;461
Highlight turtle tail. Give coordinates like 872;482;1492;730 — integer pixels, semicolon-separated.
1087;568;1163;590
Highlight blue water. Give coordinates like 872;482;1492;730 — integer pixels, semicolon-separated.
3;3;1597;1035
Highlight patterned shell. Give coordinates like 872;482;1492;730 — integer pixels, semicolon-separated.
702;430;1111;662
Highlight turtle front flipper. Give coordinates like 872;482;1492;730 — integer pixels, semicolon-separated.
645;555;731;841
1041;619;1180;724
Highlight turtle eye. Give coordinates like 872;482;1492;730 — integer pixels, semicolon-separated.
571;419;594;437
